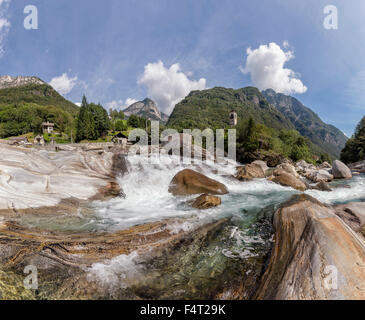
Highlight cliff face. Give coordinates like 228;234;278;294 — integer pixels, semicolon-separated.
0;76;46;89
123;98;169;123
263;89;348;158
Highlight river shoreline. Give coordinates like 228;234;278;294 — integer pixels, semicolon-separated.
1;143;365;300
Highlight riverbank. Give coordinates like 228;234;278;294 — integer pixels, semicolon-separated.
0;144;365;300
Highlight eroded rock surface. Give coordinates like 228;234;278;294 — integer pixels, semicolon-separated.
255;194;365;300
0;144;121;213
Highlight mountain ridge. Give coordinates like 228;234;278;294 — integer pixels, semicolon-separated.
167;86;294;131
123;98;169;123
0;76;46;90
167;86;347;159
262;89;347;158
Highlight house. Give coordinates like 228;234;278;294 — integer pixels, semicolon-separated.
8;136;29;146
112;132;128;146
34;135;45;146
229;110;237;126
42;122;55;134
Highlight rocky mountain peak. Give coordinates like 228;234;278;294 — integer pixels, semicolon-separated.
123;98;169;123
0;76;46;90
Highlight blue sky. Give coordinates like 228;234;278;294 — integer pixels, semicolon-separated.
1;0;365;135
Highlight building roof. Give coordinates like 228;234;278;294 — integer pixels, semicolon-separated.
113;132;129;139
42;122;55;126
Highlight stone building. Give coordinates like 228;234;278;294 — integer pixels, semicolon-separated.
229;111;237;126
42;122;55;134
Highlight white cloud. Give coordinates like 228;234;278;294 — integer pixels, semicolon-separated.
241;42;307;95
106;98;138;110
138;60;206;114
0;0;11;56
49;73;78;95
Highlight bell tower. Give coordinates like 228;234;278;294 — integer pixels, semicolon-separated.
229;110;237;126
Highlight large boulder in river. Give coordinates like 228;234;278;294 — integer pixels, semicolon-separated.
270;170;307;191
251;160;269;173
189;194;221;209
311;181;332;192
332;160;352;179
255;194;365;300
304;169;333;183
168;169;228;196
235;163;265;181
277;163;299;178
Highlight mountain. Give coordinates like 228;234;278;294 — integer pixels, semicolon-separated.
0;76;45;89
0;76;79;116
0;76;79;138
167;87;294;131
123;98;169;123
262;89;347;158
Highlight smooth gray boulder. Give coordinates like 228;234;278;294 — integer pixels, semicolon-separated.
332;160;352;179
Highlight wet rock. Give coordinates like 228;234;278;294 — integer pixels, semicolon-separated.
168;169;228;196
235;163;265;181
332;160;352;179
189;194;221;209
251;160;269;173
304;169;333;183
255;194;365;300
111;153;129;178
0;218;230;299
318;161;332;169
277;163;299;178
0;144;119;212
335;202;365;233
271;170;307;191
349;160;365;173
311;181;332;192
295;160;316;173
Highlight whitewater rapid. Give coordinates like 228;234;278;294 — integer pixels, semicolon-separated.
86;154;365;292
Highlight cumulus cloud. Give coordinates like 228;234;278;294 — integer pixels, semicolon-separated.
106;98;138;110
138;60;206;114
0;0;11;56
241;42;307;95
49;73;78;95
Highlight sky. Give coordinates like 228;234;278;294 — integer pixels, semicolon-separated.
0;0;365;136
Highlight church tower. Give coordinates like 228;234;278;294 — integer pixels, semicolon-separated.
229;110;237;126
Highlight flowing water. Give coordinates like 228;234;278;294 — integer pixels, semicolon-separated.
6;154;365;299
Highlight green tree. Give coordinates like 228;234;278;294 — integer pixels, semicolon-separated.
115;119;127;131
76;96;110;141
341;116;365;163
127;114;140;128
